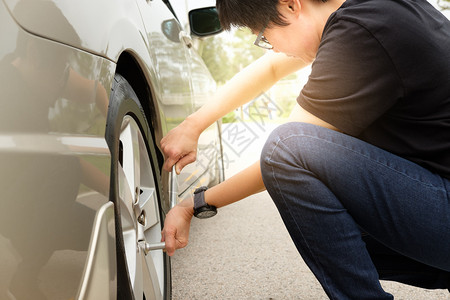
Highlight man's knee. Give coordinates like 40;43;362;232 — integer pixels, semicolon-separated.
260;123;294;173
260;122;311;188
261;122;320;165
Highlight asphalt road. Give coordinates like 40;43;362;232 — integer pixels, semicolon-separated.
171;122;449;300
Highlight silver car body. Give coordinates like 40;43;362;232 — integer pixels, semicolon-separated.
0;0;221;299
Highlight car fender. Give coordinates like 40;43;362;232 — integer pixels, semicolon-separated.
3;0;173;144
3;0;146;60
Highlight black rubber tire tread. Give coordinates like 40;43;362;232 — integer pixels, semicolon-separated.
105;73;171;300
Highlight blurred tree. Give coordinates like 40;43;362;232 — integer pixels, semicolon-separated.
199;34;232;85
438;0;450;9
201;28;265;85
200;28;304;123
229;28;265;74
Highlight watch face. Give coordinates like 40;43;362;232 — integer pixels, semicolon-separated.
195;209;217;219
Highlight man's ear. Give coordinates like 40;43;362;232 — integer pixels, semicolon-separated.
279;0;301;16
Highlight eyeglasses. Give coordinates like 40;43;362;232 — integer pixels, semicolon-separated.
254;24;273;50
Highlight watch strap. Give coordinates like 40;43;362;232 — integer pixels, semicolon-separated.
193;186;208;210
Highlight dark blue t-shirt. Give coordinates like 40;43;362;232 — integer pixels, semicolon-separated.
298;0;450;179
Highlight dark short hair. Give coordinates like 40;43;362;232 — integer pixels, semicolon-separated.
216;0;289;32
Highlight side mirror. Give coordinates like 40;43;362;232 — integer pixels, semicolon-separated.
189;7;223;37
161;19;182;43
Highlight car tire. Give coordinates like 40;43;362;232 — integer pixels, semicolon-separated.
106;74;171;300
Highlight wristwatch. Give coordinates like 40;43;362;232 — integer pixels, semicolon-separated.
193;186;217;219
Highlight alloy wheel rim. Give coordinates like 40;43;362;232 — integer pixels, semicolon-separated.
118;115;164;300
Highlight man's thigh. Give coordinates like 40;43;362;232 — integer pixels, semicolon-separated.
263;122;450;272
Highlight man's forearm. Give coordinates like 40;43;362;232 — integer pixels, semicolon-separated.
161;53;307;172
188;53;307;133
204;160;265;208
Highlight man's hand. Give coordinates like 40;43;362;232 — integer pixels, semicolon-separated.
161;200;194;256
160;117;201;174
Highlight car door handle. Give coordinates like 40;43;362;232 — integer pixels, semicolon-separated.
179;31;193;48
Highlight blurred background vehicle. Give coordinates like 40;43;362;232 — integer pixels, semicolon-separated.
0;0;223;299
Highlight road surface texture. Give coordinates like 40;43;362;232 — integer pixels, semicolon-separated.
172;122;449;300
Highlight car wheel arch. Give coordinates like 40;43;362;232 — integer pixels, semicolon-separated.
115;52;165;172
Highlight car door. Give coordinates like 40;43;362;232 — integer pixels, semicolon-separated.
136;0;218;200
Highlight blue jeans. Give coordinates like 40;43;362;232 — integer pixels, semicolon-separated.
260;123;450;300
